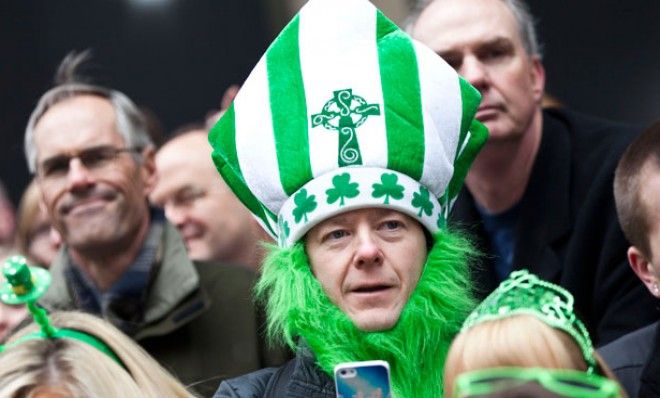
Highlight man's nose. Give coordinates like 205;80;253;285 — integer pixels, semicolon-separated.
66;158;95;191
354;229;382;268
459;56;489;92
164;204;188;227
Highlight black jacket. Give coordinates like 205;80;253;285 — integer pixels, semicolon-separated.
214;350;335;398
599;321;657;397
452;108;658;345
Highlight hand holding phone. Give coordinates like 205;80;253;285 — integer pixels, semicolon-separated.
334;360;392;398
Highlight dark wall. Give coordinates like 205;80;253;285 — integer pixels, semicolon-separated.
1;0;659;207
528;0;660;125
0;0;269;205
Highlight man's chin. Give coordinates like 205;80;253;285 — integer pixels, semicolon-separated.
350;311;400;332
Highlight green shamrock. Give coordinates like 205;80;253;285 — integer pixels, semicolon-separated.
326;173;359;206
437;211;446;229
292;189;317;223
412;186;434;217
372;173;404;204
278;217;290;246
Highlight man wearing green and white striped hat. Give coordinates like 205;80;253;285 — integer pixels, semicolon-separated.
211;0;487;396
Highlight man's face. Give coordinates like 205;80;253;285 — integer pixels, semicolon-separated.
413;0;545;141
149;132;257;263
33;95;155;252
305;208;427;331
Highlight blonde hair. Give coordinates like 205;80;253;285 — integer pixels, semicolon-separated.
444;315;623;397
0;311;196;398
15;180;44;261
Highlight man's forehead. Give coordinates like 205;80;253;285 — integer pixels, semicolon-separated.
34;95;122;157
158;131;210;161
414;0;521;53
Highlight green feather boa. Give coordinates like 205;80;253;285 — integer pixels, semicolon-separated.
256;229;476;398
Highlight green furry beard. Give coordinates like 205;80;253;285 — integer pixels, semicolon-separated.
255;229;476;398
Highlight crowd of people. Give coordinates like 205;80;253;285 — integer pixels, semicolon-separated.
0;0;657;397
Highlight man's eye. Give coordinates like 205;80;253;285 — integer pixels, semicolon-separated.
382;220;402;230
479;44;512;64
175;190;204;206
442;56;462;70
41;158;69;176
483;49;504;60
325;230;348;241
80;149;115;168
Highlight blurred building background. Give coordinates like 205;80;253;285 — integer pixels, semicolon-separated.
1;0;659;205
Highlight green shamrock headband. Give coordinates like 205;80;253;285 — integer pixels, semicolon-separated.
461;270;597;374
0;256;124;367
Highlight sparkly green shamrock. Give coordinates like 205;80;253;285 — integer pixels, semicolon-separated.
292;189;317;223
412;186;434;217
326;173;359;206
371;173;404;204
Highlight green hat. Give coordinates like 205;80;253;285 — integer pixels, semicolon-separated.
461;270;597;374
0;256;124;367
0;255;50;305
209;0;488;247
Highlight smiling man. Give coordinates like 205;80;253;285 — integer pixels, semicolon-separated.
412;0;658;345
150;128;266;270
211;0;487;396
22;53;288;395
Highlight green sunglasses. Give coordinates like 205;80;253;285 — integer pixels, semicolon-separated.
453;367;621;398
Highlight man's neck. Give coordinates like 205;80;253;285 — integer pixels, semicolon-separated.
69;216;151;292
466;111;543;214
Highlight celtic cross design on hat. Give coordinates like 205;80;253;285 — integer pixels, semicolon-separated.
311;88;381;166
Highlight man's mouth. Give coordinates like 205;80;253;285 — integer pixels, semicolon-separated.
63;198;107;216
351;284;393;294
476;105;501;120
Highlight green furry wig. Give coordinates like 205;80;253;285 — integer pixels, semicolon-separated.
255;229;477;398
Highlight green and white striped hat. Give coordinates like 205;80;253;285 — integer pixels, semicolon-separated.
209;0;488;248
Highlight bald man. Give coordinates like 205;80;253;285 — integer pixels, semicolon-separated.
150;130;267;270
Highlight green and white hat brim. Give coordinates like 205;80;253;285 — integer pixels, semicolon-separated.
209;0;487;247
278;167;443;247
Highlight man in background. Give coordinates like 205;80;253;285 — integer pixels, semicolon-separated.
150;128;267;271
600;121;660;397
412;0;657;344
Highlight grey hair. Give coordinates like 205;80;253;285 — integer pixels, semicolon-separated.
407;0;542;58
24;51;153;173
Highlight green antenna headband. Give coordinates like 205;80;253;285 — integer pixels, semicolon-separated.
0;255;124;367
461;270;597;374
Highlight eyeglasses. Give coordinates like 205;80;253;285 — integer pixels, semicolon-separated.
37;145;141;180
453;368;621;398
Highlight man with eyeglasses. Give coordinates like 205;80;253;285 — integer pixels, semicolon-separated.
21;52;288;396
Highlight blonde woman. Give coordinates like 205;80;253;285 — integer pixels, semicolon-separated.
0;257;195;398
15;179;60;268
0;311;197;398
444;270;625;398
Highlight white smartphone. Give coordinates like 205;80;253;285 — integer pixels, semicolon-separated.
334;360;392;398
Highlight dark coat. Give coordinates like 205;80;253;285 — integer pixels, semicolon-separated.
599;321;658;397
452;108;659;345
41;222;289;397
214;350;335;398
